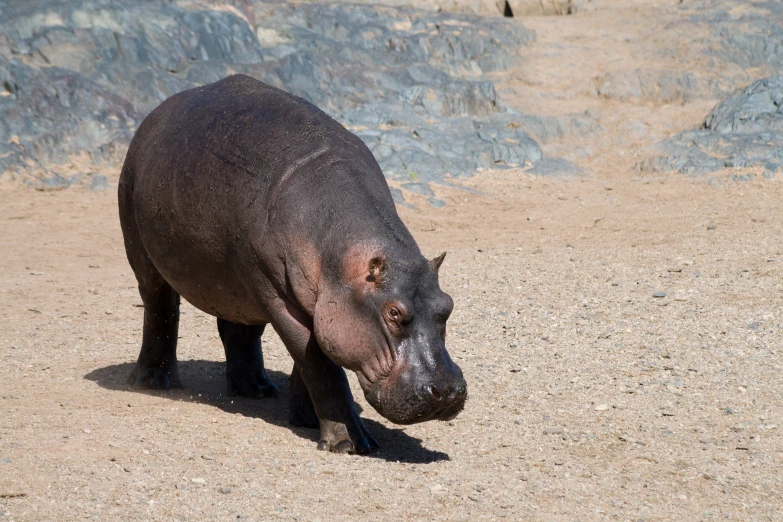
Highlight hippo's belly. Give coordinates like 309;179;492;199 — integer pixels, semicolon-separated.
134;180;272;326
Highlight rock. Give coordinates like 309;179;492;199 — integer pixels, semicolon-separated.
191;478;206;484
0;0;558;197
388;188;413;209
597;69;737;104
686;1;783;72
219;486;231;494
618;434;644;445
401;182;435;196
304;0;500;16
594;403;610;411
544;426;564;435
88;174;111;192
641;76;783;178
507;0;573;16
526;157;581;179
652;291;667;298
304;0;596;17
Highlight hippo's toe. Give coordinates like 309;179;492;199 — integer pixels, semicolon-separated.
316;418;379;455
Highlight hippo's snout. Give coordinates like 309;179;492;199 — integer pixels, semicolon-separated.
414;371;467;420
420;376;468;421
364;359;467;425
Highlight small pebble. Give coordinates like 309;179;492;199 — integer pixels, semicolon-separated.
545;426;564;435
652;291;667;298
219;486;231;494
707;223;716;230
191;478;206;484
618;434;645;445
594;404;610;411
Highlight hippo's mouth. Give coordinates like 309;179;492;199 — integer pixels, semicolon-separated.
355;370;384;411
355;370;466;425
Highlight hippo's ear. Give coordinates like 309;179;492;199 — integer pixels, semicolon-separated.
429;252;446;273
367;256;385;283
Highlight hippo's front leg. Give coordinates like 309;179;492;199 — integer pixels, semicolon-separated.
270;301;379;454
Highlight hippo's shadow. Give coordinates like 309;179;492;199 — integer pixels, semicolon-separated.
84;360;449;464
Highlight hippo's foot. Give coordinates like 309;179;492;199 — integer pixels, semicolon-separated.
127;364;183;390
226;364;279;398
218;319;278;398
317;417;379;454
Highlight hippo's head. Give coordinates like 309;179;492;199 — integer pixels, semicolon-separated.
313;245;467;425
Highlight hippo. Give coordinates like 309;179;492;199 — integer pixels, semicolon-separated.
118;74;467;454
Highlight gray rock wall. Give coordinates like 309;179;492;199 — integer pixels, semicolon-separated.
634;1;783;180
0;0;551;200
641;76;783;180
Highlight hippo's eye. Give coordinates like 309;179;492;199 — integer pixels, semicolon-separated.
384;301;410;331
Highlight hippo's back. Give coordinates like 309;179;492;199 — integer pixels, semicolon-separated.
124;74;381;217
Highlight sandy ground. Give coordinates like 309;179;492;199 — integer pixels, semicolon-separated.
2;3;783;521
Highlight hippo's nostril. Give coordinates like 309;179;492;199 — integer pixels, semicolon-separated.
428;385;442;401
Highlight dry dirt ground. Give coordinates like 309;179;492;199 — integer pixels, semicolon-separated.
1;3;783;521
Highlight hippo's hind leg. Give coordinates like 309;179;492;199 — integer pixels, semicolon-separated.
127;268;183;389
217;319;279;398
120;171;183;390
289;363;319;429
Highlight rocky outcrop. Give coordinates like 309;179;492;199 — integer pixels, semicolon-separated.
640;77;783;179
0;0;556;201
